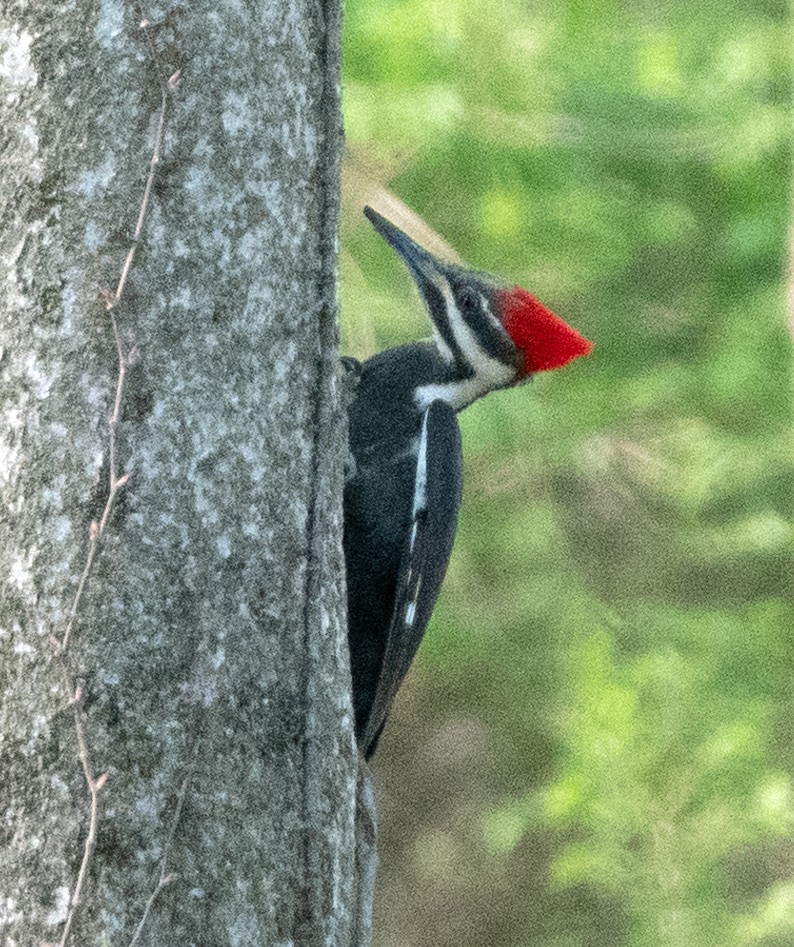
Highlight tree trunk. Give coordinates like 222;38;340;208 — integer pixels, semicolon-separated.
0;1;366;944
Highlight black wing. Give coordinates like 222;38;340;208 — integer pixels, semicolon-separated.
362;399;463;758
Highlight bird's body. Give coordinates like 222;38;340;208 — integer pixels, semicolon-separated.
344;208;591;758
344;343;462;754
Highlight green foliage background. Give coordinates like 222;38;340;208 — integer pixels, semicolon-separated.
340;1;793;944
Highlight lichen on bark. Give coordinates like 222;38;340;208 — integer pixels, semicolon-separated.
0;0;365;943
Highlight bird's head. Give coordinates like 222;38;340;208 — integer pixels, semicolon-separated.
365;206;592;405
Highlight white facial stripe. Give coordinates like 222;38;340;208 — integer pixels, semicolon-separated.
414;280;516;411
432;327;455;364
441;280;514;384
441;281;514;383
419;269;515;407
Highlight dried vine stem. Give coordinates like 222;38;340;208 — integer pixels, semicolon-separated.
60;82;168;657
53;682;107;947
55;65;174;947
127;768;191;947
59;322;129;658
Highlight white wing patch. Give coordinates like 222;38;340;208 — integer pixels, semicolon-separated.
412;411;429;517
404;416;431;629
405;576;423;628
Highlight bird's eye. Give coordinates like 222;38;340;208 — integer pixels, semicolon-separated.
457;287;480;311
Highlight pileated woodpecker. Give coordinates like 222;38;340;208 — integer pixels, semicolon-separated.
344;207;592;759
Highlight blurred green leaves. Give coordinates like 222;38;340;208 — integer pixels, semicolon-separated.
341;0;793;944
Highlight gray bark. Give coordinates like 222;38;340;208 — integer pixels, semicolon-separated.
0;0;367;944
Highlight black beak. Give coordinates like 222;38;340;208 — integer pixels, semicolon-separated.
364;206;447;289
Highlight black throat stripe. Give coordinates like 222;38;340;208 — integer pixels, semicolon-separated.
420;279;474;378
